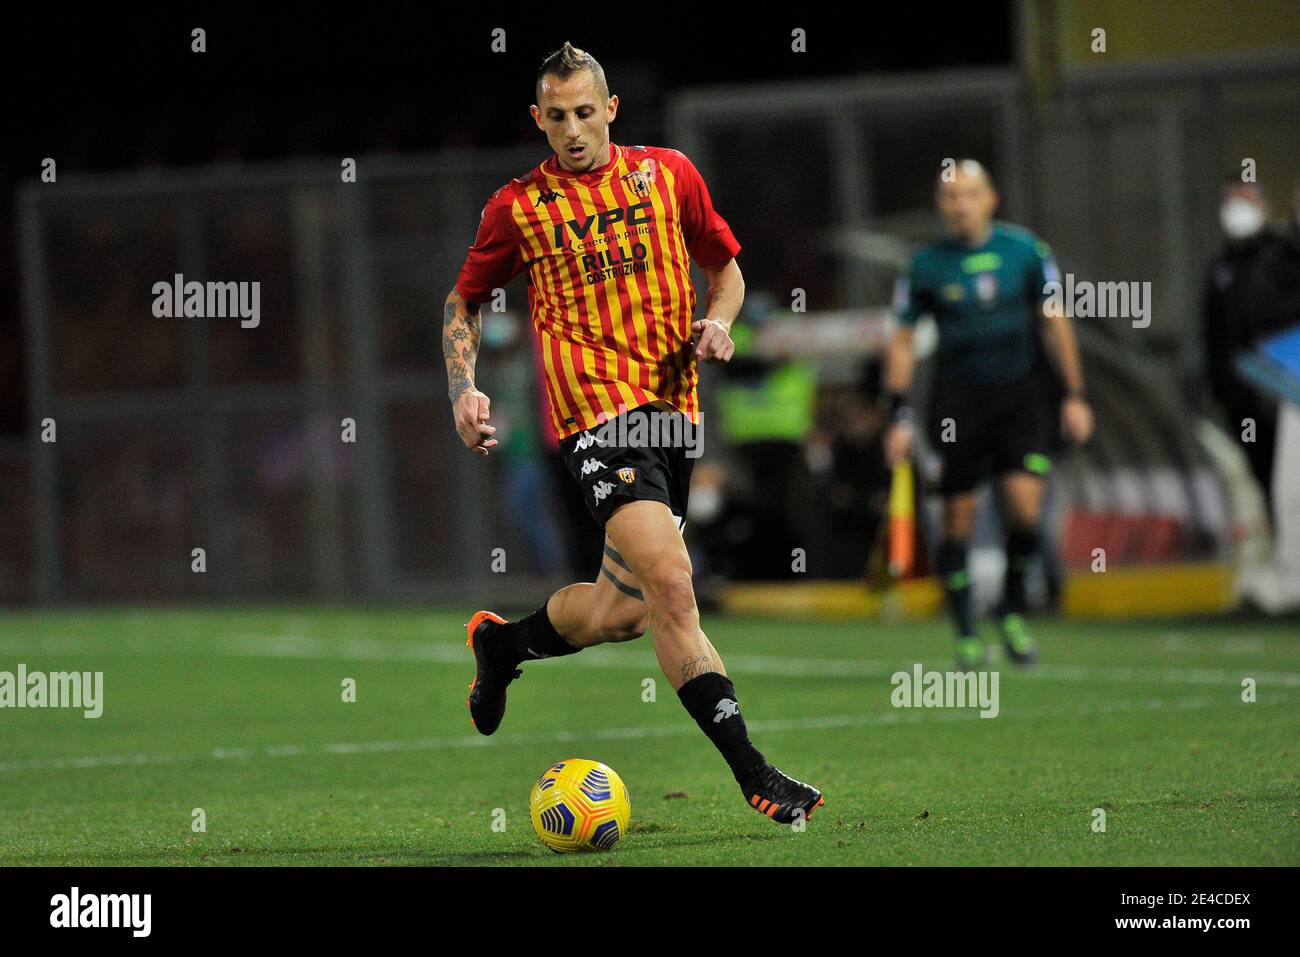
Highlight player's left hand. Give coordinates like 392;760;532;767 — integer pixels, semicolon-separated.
691;318;735;364
1061;396;1094;445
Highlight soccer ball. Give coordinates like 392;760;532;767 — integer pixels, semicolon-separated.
529;758;631;853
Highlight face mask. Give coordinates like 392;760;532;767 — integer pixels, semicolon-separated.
1220;197;1265;240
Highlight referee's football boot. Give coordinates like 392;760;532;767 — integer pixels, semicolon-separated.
955;635;988;672
994;612;1039;666
465;610;522;735
740;764;825;825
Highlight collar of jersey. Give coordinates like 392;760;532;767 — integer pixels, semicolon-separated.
542;143;625;185
944;222;1000;251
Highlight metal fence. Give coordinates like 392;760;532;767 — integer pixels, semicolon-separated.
16;148;564;603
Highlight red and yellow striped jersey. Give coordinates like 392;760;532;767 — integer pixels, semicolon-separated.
455;143;740;439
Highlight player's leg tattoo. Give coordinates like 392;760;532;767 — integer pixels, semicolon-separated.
600;545;645;601
680;654;715;682
599;563;644;601
541;536;649;647
603;543;633;574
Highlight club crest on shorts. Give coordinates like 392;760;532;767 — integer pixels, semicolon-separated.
616;466;637;485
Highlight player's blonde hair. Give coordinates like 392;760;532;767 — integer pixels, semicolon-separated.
536;41;609;102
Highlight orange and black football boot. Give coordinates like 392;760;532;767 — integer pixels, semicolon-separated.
741;764;825;825
465;610;522;736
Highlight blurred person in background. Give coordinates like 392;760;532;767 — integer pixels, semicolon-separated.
681;460;734;606
1230;181;1300;613
714;293;817;580
803;360;894;579
882;160;1092;670
1201;176;1289;514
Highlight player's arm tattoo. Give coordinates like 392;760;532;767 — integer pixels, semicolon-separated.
443;291;482;402
681;654;715;682
701;258;744;329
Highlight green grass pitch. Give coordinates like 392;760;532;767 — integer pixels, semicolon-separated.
0;608;1296;866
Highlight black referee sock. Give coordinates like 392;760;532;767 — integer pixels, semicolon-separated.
677;673;767;784
937;538;976;639
999;527;1040;616
497;602;580;665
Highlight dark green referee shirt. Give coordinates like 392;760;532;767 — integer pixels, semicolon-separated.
893;221;1060;386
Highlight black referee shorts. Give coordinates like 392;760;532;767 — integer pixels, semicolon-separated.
558;403;697;530
926;372;1054;497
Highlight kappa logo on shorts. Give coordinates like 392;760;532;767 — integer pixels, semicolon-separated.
579;458;606;477
616;467;636;484
574;430;607;450
592;480;617;503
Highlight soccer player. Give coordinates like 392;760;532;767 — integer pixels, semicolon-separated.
444;42;823;825
882;160;1093;670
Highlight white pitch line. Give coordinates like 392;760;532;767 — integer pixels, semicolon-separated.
2;694;1295;775
0;632;1297;688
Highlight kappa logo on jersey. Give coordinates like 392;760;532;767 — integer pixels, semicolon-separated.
616;467;636;484
574;430;607;450
592;480;617;503
713;698;739;723
534;189;561;206
580;458;607;477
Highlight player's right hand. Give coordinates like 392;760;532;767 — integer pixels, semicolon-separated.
452;389;498;457
884;421;913;467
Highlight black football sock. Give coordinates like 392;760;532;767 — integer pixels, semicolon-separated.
677;673;767;784
937;538;975;639
496;601;580;665
999;526;1040;616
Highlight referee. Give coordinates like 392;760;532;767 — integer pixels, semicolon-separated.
883;160;1093;669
